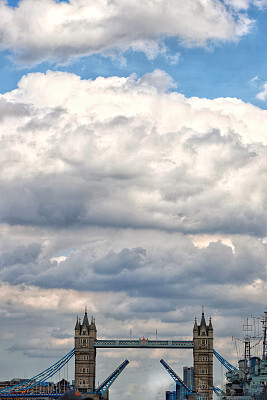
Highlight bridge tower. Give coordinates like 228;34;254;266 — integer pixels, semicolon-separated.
74;307;97;393
193;307;213;400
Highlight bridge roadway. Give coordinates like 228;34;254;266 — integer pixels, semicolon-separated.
94;339;194;349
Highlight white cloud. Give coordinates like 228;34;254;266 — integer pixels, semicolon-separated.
253;0;267;8
224;0;267;10
1;71;267;236
0;70;266;399
0;0;254;65
224;0;251;10
249;75;259;88
256;82;267;100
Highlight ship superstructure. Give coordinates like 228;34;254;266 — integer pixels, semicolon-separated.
220;311;267;400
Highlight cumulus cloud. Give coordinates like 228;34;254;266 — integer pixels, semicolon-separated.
0;70;266;399
0;0;254;65
0;237;266;303
93;247;146;275
1;71;267;236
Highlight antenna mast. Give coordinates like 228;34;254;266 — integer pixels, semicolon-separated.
243;318;252;365
261;311;267;360
251;310;267;360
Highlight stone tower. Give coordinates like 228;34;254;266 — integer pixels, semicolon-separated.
193;307;213;400
74;307;97;393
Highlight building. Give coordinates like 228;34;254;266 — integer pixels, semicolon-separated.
74;307;97;393
193;308;213;400
56;379;71;392
176;383;187;400
166;389;177;400
183;366;194;390
165;368;194;400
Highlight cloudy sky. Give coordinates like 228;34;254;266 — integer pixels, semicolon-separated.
0;0;267;399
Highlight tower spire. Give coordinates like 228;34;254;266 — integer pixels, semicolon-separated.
200;306;206;327
81;307;90;330
75;316;80;330
209;316;213;330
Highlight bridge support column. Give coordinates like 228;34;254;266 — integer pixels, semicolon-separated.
193;308;213;400
74;308;97;393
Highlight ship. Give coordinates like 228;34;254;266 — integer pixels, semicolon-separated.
219;311;267;400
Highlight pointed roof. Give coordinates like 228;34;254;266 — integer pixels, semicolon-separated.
75;316;80;330
193;317;198;330
90;316;97;331
209;316;213;330
81;307;90;331
200;306;207;328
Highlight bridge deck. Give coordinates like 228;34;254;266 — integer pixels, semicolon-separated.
94;339;194;349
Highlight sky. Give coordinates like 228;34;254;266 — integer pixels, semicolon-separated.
0;0;267;399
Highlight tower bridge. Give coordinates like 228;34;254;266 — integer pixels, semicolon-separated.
75;307;213;400
0;308;217;400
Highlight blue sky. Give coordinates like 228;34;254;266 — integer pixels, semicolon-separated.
0;1;266;400
1;0;267;107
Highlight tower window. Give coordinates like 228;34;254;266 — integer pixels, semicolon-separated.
199;381;208;389
199;368;208;374
200;339;208;347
